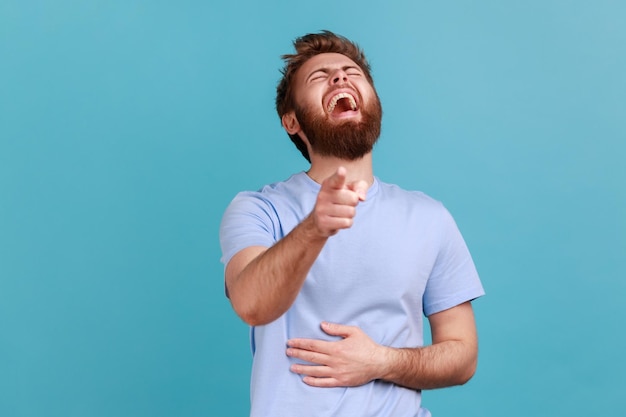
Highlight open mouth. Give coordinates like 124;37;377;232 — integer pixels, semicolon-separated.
326;92;358;116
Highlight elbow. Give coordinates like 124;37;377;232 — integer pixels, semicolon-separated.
227;281;289;326
454;337;479;386
236;309;272;327
229;296;277;327
226;282;261;326
456;356;478;386
230;299;261;326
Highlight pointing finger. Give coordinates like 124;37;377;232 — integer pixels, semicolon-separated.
324;166;348;190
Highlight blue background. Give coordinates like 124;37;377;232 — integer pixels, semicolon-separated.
1;1;624;416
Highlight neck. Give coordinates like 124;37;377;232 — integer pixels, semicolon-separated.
306;152;374;185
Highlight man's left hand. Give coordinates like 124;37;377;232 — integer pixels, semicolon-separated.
286;322;385;387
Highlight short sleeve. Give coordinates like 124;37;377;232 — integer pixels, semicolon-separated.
219;192;279;266
422;207;485;316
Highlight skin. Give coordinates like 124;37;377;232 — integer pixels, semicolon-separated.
225;52;479;390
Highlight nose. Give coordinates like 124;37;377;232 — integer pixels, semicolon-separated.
330;68;348;85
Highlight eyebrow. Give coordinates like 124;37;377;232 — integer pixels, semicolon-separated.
305;65;362;82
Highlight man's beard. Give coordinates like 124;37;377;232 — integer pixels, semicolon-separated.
294;94;383;161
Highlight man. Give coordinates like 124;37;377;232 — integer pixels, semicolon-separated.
220;31;485;417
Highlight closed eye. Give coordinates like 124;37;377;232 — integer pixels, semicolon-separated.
345;66;363;77
307;70;329;83
306;66;363;83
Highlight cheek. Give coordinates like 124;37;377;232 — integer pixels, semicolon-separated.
299;97;327;118
359;83;377;102
295;84;325;106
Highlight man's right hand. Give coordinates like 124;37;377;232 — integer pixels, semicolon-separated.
226;166;369;325
310;167;368;237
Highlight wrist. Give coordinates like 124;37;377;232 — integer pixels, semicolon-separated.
375;345;397;381
300;213;333;241
377;346;415;383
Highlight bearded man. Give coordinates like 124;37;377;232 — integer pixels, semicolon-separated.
219;31;485;417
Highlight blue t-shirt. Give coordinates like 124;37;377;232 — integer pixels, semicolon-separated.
220;172;485;417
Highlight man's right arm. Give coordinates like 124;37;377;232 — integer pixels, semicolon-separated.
225;167;367;326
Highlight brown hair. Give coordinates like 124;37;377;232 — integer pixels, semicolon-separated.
276;31;374;162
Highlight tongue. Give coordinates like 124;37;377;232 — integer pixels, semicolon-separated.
332;97;355;116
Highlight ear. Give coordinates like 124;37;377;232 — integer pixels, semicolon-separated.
281;111;301;135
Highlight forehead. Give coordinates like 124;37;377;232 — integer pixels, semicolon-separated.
295;52;361;82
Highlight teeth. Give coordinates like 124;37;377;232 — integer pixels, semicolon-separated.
327;93;357;114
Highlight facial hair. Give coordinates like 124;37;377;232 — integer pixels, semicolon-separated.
294;92;383;161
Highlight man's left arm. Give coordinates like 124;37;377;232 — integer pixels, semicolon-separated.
286;301;478;389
